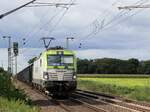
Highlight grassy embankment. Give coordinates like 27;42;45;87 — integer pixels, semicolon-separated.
77;74;150;102
0;70;39;112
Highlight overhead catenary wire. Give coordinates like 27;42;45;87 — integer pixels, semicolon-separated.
23;0;74;41
27;2;75;8
0;0;37;19
44;0;76;37
78;8;146;48
102;0;149;28
21;0;63;46
20;0;75;57
29;8;65;43
0;0;72;70
0;0;59;56
82;0;148;40
19;0;64;54
23;0;75;48
74;0;149;40
73;0;149;48
21;9;60;48
18;6;56;54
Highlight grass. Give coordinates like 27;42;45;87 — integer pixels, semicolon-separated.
0;97;39;112
78;77;150;102
78;74;150;78
0;71;39;112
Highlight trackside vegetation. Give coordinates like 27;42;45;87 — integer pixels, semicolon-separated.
77;58;150;102
0;68;39;112
77;58;150;74
78;77;150;102
78;74;150;78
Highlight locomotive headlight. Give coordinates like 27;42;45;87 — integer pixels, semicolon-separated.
43;72;49;80
73;75;76;79
44;75;48;79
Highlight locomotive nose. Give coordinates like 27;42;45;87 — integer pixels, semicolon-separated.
43;69;75;81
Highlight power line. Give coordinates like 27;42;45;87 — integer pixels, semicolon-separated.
20;0;76;59
19;0;65;54
27;2;76;8
23;8;64;48
21;0;75;49
73;0;149;48
43;0;76;37
21;0;63;45
0;0;37;19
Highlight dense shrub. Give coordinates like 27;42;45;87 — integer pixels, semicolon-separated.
0;69;30;104
0;68;39;112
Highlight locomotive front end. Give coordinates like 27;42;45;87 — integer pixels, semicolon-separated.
43;49;77;96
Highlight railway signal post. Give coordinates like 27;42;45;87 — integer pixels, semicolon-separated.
3;36;12;74
13;42;19;75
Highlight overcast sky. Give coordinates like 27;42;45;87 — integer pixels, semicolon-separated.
0;0;150;71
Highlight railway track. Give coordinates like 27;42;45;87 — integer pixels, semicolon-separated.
32;86;119;112
15;80;150;112
33;87;104;112
32;87;73;112
70;97;109;112
37;88;150;112
73;89;150;112
40;90;107;112
76;89;150;107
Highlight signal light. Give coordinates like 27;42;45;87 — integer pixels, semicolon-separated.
13;42;19;56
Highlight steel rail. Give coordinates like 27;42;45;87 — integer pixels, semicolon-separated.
75;90;150;112
73;93;141;112
32;86;109;112
70;97;109;112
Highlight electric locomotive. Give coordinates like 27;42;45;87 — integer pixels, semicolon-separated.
17;47;77;97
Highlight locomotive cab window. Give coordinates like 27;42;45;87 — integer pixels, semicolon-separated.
47;55;61;66
47;55;74;66
61;56;73;64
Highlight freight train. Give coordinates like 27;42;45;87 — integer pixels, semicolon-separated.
16;47;77;97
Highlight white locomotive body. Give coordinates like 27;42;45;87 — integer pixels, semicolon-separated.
17;47;77;97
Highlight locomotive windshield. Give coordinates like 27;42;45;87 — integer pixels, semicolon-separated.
47;55;74;66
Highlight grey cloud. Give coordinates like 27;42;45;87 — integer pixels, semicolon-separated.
0;0;150;63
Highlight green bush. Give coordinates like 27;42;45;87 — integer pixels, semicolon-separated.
0;72;27;102
0;70;39;112
0;97;39;112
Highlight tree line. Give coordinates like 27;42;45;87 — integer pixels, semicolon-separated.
77;58;150;74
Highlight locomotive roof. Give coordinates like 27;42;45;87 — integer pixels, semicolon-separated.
47;46;64;50
33;46;75;61
44;49;74;55
38;48;74;58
